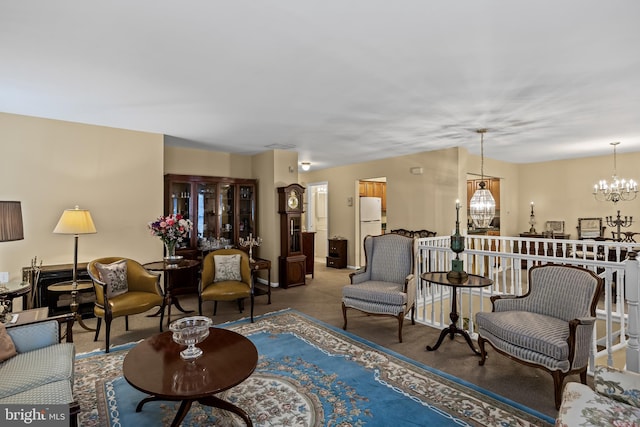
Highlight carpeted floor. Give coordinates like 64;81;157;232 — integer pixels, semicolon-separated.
70;262;570;420
76;310;554;427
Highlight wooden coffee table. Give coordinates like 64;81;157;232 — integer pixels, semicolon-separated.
123;327;258;426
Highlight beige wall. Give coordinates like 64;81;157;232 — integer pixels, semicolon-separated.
301;147;475;267
518;153;640;238
0;113;164;280
163;144;253;178
4;111;639;285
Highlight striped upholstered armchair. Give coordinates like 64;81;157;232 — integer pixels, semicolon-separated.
342;233;416;342
476;264;603;409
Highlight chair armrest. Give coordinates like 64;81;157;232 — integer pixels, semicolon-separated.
404;274;416;308
568;317;597;369
490;294;521;312
128;266;162;295
349;268;370;284
594;365;640;408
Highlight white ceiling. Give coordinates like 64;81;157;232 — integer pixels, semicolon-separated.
2;1;639;170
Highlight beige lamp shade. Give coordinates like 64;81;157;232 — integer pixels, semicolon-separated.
53;206;97;235
0;201;24;242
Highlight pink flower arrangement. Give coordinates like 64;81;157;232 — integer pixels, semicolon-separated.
148;214;193;245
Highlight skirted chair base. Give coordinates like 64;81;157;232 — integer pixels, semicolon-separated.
342;300;415;343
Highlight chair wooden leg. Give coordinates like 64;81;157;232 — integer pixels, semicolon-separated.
125;315;129;331
105;319;112;353
478;336;488;366
94;318;102;342
397;312;404;343
552;370;565;410
411;306;415;325
342;302;348;330
159;305;165;332
579;368;587;384
238;298;244;313
250;294;254;323
213;301;218;316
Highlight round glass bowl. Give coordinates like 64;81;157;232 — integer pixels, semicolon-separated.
169;316;213;360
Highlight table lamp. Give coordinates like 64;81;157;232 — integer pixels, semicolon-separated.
53;206;97;287
447;200;468;283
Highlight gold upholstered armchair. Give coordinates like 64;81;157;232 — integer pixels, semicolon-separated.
199;248;254;322
88;257;165;353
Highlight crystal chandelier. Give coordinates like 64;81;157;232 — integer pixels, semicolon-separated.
593;142;637;204
469;129;495;229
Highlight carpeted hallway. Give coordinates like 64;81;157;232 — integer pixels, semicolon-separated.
71;262;564;419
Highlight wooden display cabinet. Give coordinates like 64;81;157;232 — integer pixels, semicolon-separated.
278;184;306;288
164;174;257;250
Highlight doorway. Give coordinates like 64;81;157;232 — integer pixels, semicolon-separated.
356;177;387;267
305;182;329;262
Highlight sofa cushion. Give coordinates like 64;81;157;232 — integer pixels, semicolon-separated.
0;342;74;399
594;365;640;408
558;381;640;426
343;281;407;306
476;310;569;360
96;259;129;298
0;380;74;405
0;324;17;362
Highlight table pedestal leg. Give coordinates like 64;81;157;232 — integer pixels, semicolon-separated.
426;288;480;355
135;395;253;427
70;289;95;331
199;395;253;426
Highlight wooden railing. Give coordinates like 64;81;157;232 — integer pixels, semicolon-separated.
415;234;640;373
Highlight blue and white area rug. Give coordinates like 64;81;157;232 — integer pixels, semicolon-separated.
75;309;554;426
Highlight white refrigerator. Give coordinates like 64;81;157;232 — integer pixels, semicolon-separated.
360;197;382;265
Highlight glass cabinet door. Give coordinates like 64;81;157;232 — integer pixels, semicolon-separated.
238;184;255;241
219;184;235;244
290;216;302;253
196;183;217;242
168;181;192;248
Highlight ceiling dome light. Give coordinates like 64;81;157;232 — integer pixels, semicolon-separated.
469;129;496;229
301;162;311;171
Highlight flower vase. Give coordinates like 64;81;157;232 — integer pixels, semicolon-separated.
164;241;183;265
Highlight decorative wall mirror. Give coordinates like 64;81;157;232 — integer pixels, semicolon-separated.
577;218;604;239
545;220;565;235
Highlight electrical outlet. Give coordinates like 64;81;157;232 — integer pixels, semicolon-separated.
0;272;8;283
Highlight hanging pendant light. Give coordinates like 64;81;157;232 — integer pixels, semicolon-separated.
469;129;496;229
593;142;637;204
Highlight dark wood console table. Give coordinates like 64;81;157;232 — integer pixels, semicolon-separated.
421;272;493;355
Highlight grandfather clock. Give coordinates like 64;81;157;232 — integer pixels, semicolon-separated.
278;184;306;288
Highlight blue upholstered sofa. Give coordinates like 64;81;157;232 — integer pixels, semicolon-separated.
0;314;79;425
